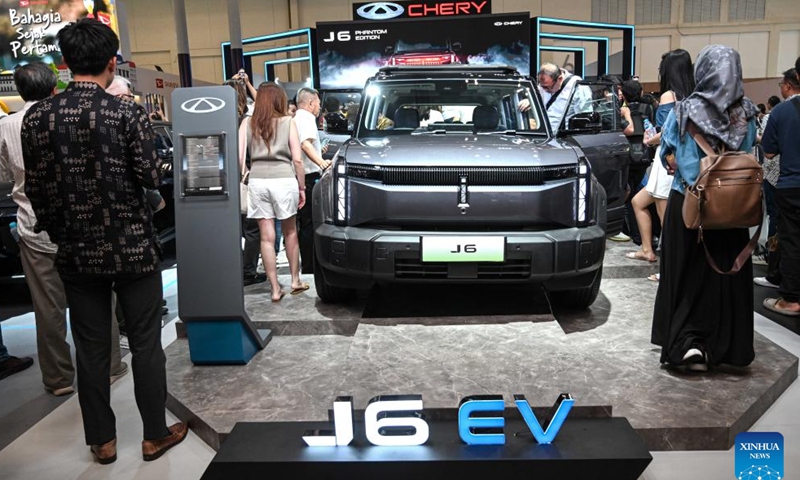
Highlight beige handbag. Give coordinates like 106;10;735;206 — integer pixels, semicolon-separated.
240;170;249;215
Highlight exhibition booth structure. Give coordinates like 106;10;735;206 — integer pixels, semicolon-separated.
162;3;799;479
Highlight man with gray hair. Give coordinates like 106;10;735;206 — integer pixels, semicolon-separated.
295;87;330;273
0;63;128;396
537;62;592;132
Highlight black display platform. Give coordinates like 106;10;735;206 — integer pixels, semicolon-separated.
202;417;652;479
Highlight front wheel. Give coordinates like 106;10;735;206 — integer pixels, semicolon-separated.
547;267;603;310
313;254;356;304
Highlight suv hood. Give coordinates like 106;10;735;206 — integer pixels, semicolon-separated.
345;135;579;167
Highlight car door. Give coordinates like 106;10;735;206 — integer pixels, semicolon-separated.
557;81;630;235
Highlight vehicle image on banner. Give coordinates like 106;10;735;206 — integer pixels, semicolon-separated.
312;65;630;308
0;122;176;281
385;38;462;66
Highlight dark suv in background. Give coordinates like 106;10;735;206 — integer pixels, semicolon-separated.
312;65;629;309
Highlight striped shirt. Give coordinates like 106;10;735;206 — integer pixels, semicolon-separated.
0;101;57;254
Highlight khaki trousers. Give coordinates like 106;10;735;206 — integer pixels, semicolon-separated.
19;239;122;390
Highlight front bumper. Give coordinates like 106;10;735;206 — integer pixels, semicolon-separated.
314;224;605;290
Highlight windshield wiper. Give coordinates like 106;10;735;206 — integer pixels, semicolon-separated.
412;129;448;135
483;130;544;136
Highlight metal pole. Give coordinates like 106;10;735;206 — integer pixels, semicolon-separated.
227;0;244;75
173;0;193;87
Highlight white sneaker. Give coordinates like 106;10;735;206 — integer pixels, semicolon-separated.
753;277;779;289
752;254;767;266
119;335;129;350
609;233;631;242
682;348;708;372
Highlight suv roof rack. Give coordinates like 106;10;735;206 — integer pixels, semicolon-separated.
377;65;521;76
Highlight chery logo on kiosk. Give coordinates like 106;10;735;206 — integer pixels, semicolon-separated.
180;97;226;114
155;78;164;89
302;393;574;447
352;0;491;20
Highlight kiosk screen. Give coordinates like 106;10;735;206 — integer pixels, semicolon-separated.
181;134;228;197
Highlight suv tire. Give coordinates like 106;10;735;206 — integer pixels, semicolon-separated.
548;267;603;310
314;254;356;303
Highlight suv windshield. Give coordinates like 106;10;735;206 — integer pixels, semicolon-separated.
357;79;546;137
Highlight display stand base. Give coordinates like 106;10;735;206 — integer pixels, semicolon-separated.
185;321;271;365
202;417;652;479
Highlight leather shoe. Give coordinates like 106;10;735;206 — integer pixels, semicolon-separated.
243;273;267;286
142;422;188;461
90;438;117;465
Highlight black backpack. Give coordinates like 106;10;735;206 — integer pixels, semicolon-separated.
627;102;655;166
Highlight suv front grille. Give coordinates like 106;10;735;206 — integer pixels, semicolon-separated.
395;257;531;280
348;164;576;186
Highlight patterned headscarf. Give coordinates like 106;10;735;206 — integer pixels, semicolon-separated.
675;45;758;151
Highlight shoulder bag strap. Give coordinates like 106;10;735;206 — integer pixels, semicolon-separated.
545;75;575;110
702;224;762;275
687;122;716;157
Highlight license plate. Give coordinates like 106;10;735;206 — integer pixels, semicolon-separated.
421;236;505;263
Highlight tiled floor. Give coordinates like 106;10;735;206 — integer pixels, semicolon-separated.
0;266;798;479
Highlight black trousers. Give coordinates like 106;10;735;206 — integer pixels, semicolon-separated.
60;270;169;445
242;215;261;278
777;188;800;303
298;172;320;274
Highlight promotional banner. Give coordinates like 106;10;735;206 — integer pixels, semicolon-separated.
352;0;492;21
316;13;530;90
0;0;119;72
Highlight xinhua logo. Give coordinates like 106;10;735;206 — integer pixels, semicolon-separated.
735;432;784;479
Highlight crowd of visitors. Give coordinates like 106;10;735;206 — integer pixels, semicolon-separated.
0;13;799;471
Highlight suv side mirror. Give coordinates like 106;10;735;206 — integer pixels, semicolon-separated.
452;42;462;52
385;46;394;55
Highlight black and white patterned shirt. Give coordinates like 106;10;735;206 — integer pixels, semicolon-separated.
22;81;162;275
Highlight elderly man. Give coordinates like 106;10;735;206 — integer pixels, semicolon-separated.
536;62;592;132
294;87;330;274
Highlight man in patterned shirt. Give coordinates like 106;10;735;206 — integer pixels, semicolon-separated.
21;19;187;464
0;63;129;398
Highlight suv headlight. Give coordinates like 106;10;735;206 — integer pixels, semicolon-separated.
334;156;348;225
576;157;591;226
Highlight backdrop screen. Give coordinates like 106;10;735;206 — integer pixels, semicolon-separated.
316;13;531;90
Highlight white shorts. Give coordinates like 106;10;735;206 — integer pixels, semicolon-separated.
247;177;299;220
645;145;674;200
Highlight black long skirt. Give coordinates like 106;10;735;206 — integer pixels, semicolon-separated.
651;190;755;367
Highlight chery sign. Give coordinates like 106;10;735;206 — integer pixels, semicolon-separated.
352;0;491;20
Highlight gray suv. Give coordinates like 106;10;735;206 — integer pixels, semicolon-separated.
312;66;629;309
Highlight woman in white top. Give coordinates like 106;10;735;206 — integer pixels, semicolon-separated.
239;83;307;302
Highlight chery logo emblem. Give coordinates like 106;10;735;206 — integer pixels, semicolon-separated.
357;2;404;20
181;97;226;114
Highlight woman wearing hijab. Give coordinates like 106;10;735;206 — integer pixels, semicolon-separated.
651;45;759;372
